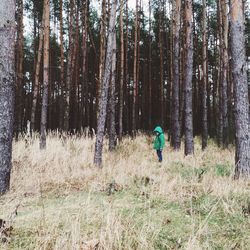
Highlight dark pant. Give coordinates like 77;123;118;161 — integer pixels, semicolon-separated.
156;150;163;162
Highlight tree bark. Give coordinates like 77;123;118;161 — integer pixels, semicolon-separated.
218;0;223;146
94;0;117;166
97;0;107;118
202;0;208;150
148;0;152;131
59;0;65;131
109;31;117;151
159;0;164;126
119;0;124;141
81;0;89;129
230;0;250;178
64;0;75;131
16;0;24;137
172;0;181;150
40;0;50;149
0;0;15;193
221;0;229;147
184;0;194;156
31;9;45;132
132;0;139;135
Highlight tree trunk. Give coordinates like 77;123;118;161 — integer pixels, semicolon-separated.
94;0;117;166
119;0;124;141
40;0;50;149
0;0;15;193
172;0;181;150
109;31;117;151
97;0;107;118
132;0;139;135
202;0;208;150
230;0;250;178
31;8;45;132
148;0;152;131
81;0;88;129
64;0;75;131
59;0;65;131
221;0;229;147
159;0;164;126
218;0;223;146
16;0;24;137
184;0;194;156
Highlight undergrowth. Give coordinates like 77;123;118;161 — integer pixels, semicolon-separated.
0;134;249;249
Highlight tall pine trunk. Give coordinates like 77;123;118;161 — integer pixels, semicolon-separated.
94;0;117;166
31;8;45;132
184;0;194;155
40;0;50;149
221;0;229;147
202;0;208;150
64;0;75;131
109;31;117;151
0;0;15;193
132;0;139;135
97;0;107;118
119;0;124;141
16;0;24;137
81;0;88;129
148;0;152;131
172;0;181;150
230;0;250;178
159;0;164;126
59;0;65;130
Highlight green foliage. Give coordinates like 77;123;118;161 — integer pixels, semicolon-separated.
215;164;232;177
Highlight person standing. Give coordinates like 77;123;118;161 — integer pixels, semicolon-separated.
153;126;165;162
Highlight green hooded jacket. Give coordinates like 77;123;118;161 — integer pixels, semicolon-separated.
153;126;165;150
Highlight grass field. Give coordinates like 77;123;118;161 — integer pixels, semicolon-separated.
0;133;249;249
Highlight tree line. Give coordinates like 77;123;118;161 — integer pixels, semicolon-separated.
0;0;249;194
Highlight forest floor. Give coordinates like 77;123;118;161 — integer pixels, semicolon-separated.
0;133;249;250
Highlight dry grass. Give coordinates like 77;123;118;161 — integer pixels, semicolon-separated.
0;133;249;249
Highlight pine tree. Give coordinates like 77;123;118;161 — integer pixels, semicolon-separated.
40;0;50;149
94;0;117;166
0;0;15;193
230;0;250;178
184;0;194;155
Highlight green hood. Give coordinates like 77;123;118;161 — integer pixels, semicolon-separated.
153;126;165;150
153;126;163;134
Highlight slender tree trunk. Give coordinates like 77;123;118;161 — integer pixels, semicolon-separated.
218;0;223;146
230;0;250;178
16;0;24;137
40;0;50;149
31;10;45;132
124;1;129;133
59;0;65;131
64;0;75;131
119;0;124;141
169;1;173;142
70;6;79;132
202;0;208;150
221;0;229;147
184;0;194;155
148;0;152;131
97;0;107;117
0;0;15;193
159;0;164;126
81;0;88;129
172;0;181;150
94;0;117;166
132;0;139;135
109;31;117;151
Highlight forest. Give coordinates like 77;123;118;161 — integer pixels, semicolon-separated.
0;0;249;249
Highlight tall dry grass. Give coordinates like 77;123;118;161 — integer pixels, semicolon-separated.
0;133;249;249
